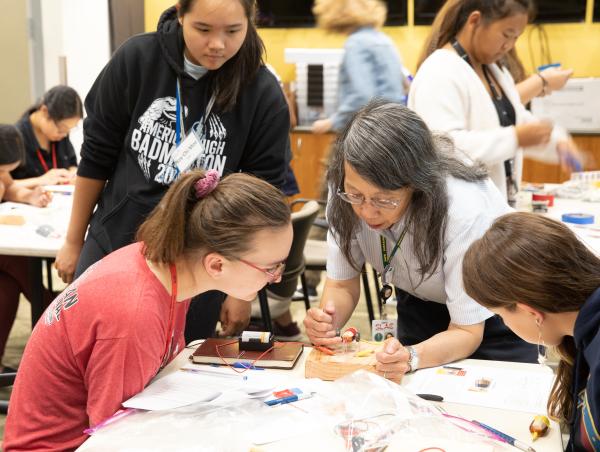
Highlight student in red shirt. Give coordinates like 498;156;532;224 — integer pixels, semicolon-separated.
4;169;292;451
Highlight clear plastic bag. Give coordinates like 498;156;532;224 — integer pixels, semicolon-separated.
80;370;497;451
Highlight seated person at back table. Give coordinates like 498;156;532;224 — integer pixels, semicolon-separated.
12;85;82;187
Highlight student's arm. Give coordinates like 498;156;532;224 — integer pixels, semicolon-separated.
517;68;573;104
55;44;133;283
55;177;105;283
14;168;73;188
0;171;51;206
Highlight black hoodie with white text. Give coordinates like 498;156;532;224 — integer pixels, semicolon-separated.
77;7;290;253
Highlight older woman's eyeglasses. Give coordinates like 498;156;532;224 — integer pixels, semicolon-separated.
239;259;286;283
336;189;401;210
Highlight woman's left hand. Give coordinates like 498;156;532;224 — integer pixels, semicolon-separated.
374;337;411;383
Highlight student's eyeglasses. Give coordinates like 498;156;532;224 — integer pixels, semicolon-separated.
238;259;286;283
336;189;402;210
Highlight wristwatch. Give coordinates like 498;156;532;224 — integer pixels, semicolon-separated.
405;346;419;373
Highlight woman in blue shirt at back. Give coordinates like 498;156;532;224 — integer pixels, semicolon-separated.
311;0;406;133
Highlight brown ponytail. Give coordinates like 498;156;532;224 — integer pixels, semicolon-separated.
462;212;600;423
137;170;290;264
417;0;534;70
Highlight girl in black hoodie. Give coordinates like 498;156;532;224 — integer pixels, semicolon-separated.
55;0;291;338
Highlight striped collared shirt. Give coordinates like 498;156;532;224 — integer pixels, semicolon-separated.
326;176;511;326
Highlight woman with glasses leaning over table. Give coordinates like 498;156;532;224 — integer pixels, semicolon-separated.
303;101;537;383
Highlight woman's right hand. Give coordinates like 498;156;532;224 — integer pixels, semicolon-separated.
40;168;73;186
516;121;553;148
304;301;342;346
55;241;83;283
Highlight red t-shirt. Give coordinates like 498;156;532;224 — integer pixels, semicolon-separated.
4;243;190;451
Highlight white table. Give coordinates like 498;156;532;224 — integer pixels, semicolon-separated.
0;190;72;326
545;195;600;255
78;346;563;452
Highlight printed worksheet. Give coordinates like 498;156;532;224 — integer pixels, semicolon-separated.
404;364;555;413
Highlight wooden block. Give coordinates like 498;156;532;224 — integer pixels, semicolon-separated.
0;215;25;226
305;342;380;381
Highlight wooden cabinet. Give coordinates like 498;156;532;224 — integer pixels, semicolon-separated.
522;134;600;183
289;130;336;201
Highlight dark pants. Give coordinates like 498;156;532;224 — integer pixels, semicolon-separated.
395;289;538;363
76;235;225;342
184;292;226;342
0;256;54;360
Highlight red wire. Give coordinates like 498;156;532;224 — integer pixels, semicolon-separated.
214;340;307;374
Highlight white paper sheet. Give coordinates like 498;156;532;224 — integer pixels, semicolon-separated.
404;364;555;413
122;365;283;411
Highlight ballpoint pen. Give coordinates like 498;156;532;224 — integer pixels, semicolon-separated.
265;392;315;406
472;420;536;452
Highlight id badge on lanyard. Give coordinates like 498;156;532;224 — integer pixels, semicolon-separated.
171;79;216;174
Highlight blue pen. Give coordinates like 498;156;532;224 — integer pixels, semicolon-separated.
537;63;561;72
232;362;264;370
565;154;583;173
265;392;315;406
472;420;536;452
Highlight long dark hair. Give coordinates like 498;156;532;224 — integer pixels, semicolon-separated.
137;169;290;264
178;0;265;112
417;0;533;69
24;85;83;121
327;100;487;282
463;212;600;424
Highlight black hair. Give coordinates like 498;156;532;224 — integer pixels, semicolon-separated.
178;0;265;111
0;124;25;165
25;85;83;121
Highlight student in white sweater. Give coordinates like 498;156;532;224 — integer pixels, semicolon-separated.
408;0;582;202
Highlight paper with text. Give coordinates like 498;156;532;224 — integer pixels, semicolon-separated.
404;364;555;413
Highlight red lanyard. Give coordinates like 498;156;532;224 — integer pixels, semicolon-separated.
159;263;178;370
36;143;57;173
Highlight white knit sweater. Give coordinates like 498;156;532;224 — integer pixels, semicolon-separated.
409;49;565;198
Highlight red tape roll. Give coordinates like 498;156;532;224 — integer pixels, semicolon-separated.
532;192;554;207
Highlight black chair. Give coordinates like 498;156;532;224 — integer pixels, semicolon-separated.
0;371;17;414
257;200;321;332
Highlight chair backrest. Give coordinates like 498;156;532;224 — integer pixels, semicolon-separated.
268;200;320;298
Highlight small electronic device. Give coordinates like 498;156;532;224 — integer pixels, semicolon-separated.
238;331;274;352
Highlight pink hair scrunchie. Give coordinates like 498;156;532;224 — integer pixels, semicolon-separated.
194;170;220;199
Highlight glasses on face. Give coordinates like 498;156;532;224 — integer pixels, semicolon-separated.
239;259;286;283
336;188;402;210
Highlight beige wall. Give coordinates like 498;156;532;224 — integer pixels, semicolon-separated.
0;0;31;122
